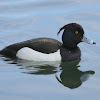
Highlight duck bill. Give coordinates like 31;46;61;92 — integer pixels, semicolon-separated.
82;35;96;44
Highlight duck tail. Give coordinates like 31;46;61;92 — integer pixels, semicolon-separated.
0;50;2;54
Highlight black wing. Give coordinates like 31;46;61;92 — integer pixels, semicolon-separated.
0;38;62;57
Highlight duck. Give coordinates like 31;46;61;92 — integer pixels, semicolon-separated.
0;23;96;61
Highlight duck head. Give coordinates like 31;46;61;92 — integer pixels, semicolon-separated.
58;23;96;48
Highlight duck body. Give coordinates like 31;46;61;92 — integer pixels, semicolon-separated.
0;23;95;61
0;38;81;61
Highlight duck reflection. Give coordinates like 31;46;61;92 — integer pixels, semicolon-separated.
17;59;94;89
1;57;95;89
18;61;61;75
56;59;95;89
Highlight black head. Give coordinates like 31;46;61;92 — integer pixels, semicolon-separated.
58;23;84;48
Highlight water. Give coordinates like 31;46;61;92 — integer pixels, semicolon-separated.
0;0;100;100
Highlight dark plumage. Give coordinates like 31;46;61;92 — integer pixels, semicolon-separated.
0;38;62;57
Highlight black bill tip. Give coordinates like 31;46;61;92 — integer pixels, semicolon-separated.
93;42;96;44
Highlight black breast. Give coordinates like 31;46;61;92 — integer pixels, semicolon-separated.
60;46;81;61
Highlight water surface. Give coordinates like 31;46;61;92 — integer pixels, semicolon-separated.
0;0;100;100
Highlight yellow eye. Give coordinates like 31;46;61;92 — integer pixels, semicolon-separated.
75;31;78;34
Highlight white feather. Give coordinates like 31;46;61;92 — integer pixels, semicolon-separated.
16;47;61;61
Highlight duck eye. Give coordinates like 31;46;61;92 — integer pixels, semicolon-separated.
75;31;78;34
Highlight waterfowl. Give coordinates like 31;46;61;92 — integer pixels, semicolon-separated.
0;23;96;61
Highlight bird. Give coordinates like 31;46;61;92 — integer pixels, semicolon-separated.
0;23;96;61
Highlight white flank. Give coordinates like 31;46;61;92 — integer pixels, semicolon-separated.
16;47;61;61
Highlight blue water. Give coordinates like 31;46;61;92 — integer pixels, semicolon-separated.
0;0;100;100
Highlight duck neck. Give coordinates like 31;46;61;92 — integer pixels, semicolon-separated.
62;44;78;50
